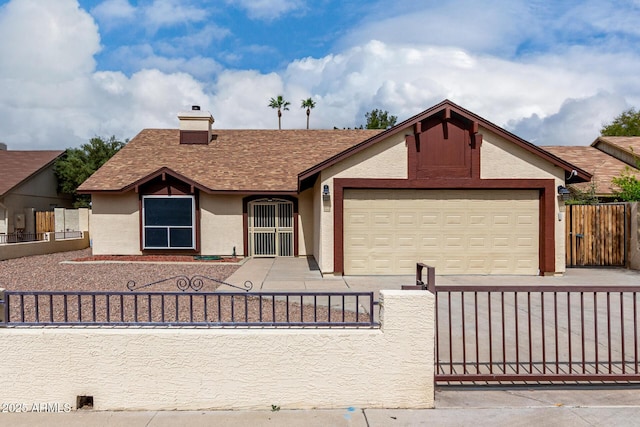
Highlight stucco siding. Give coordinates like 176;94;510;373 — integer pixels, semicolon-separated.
200;195;244;256
480;128;567;273
0;291;435;410
297;188;314;256
90;193;141;255
318;134;408;273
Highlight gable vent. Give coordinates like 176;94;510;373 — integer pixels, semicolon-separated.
178;106;214;144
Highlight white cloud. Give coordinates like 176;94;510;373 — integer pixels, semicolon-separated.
226;0;305;21
2;0;640;151
142;0;208;31
0;0;100;82
91;0;135;24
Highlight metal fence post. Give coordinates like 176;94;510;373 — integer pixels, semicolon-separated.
0;288;7;327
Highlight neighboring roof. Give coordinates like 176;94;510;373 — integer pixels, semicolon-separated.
543;145;640;196
299;99;591;184
0;150;64;197
78;129;383;193
591;136;640;167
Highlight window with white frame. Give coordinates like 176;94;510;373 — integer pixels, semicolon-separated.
142;195;195;249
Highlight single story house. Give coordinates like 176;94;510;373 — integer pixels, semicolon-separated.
542;146;639;201
0;144;72;236
592;136;640;168
78;100;590;276
544;137;640;201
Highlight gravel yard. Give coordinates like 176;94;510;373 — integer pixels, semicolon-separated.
0;249;372;326
0;248;240;292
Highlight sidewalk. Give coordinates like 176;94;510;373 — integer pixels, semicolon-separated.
4;387;640;426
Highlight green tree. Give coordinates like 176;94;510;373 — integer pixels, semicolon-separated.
301;97;316;129
268;95;290;130
564;182;599;205
612;167;640;201
364;109;397;129
601;108;640;136
55;136;126;207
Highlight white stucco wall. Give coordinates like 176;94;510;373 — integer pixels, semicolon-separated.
480;128;568;273
0;290;435;411
298;189;314;256
200;194;244;256
90;193;141;255
0;233;90;261
316;134;408;272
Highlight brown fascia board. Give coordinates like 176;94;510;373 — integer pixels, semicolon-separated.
77;166;298;196
298;99;591;188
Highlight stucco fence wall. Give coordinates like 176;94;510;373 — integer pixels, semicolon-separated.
0;290;435;411
0;232;90;261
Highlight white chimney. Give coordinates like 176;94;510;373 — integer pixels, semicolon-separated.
177;105;214;144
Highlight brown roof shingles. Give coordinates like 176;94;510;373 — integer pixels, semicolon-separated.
0;150;63;196
542;145;640;196
78;129;383;193
593;136;640;157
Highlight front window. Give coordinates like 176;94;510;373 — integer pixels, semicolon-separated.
142;196;195;249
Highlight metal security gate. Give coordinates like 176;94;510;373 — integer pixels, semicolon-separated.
249;199;293;257
433;284;640;383
566;204;627;267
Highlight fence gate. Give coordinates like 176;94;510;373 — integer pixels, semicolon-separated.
433;284;640;384
566;204;627;267
248;199;293;257
35;211;55;234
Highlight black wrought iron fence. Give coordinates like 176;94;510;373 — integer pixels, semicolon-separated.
0;290;377;328
0;232;46;244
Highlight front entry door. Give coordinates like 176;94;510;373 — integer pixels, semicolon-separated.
249;199;293;257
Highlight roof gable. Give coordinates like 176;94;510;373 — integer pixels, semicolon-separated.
299;100;591;184
0;150;64;197
592;136;640;168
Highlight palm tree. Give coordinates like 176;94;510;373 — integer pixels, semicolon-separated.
268;95;290;130
301;97;316;129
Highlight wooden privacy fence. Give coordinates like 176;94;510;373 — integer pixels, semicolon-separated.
36;211;54;234
566;204;627;267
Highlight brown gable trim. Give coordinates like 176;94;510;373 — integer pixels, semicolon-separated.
298;100;591;188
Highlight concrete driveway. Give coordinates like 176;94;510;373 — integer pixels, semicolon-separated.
224;256;640;293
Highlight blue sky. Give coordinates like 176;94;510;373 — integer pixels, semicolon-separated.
1;0;640;149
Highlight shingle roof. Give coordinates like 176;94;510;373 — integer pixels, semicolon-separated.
542;145;639;195
0;150;64;197
593;136;640;157
78;129;383;193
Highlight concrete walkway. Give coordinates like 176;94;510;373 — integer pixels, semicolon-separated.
4;387;640;426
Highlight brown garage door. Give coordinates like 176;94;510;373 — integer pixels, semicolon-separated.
343;189;539;275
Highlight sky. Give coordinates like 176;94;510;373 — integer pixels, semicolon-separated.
0;0;639;150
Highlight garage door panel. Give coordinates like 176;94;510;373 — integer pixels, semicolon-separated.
344;189;539;275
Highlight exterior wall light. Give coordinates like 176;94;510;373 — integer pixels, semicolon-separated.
557;185;571;201
322;185;330;201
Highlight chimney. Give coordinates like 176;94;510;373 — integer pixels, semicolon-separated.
0;142;6;150
177;105;214;144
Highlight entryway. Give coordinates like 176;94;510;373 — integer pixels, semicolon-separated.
248;199;294;257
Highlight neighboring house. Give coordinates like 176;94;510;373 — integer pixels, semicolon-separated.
542;146;640;201
544;137;640;201
0;144;72;235
592;136;640;168
78;100;590;276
